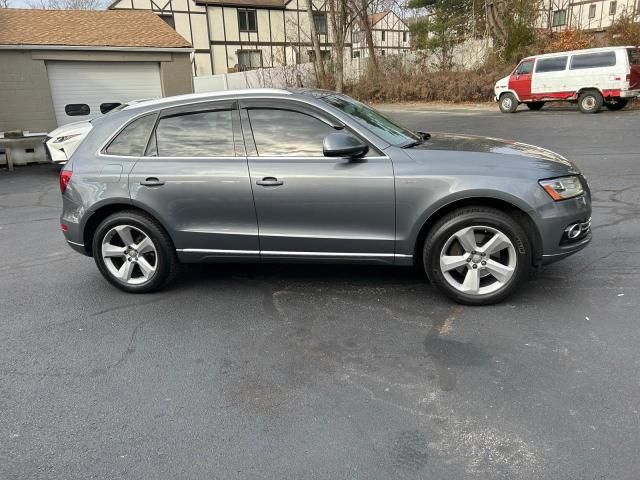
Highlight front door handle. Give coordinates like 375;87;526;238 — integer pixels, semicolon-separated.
256;177;284;187
140;177;165;187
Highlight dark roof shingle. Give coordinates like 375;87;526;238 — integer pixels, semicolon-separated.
0;9;192;48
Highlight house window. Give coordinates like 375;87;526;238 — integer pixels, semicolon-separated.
308;50;330;62
313;12;327;34
238;9;257;32
552;9;566;26
237;50;262;70
589;4;596;18
381;30;385;41
380;49;385;56
609;1;617;15
403;31;407;42
352;51;360;58
351;31;363;43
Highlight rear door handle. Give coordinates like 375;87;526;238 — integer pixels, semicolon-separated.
256;177;284;187
140;177;165;187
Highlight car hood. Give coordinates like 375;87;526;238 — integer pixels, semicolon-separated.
48;121;93;139
406;132;578;172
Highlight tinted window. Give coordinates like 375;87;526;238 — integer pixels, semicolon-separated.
65;104;90;116
535;56;567;73
248;109;335;156
153;110;234;157
516;60;534;74
100;103;122;114
628;48;639;65
105;114;156;156
570;51;617;69
320;94;421;147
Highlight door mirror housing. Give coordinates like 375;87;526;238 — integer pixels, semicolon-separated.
323;133;368;158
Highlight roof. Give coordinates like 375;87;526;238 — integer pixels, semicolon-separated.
524;45;636;60
194;0;287;7
0;9;191;49
368;11;389;26
124;88;292;110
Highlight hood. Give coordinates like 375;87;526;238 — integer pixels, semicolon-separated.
48;121;93;139
408;132;578;171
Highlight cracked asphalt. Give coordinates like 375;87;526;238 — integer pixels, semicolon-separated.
1;105;639;479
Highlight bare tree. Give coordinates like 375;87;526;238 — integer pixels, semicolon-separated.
0;0;11;7
26;0;107;9
304;0;328;88
350;0;379;73
328;0;350;92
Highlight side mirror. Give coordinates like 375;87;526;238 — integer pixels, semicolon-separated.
323;133;369;158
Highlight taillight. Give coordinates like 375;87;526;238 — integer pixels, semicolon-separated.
59;169;72;193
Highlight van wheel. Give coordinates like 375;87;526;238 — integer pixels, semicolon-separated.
604;99;628;111
578;90;603;113
92;210;179;293
499;93;518;113
526;102;545;111
423;206;532;305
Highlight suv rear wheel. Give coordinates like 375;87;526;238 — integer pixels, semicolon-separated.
578;90;603;113
423;206;532;305
92;210;178;293
499;93;518;113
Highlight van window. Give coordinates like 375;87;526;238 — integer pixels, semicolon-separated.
627;48;639;65
570;51;616;69
515;60;534;75
535;56;567;73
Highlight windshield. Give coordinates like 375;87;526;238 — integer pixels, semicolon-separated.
320;94;422;147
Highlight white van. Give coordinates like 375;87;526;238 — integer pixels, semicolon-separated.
494;46;640;113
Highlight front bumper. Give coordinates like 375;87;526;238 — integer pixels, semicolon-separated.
620;89;640;98
536;189;592;265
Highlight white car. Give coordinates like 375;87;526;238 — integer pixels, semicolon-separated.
45;100;153;163
45;120;93;163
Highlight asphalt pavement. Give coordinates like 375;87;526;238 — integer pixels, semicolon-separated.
1;103;639;479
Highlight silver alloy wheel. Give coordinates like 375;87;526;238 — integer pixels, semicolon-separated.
501;96;513;110
439;225;517;296
101;225;158;285
581;96;596;111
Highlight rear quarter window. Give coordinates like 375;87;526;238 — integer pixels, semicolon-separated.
627;48;640;65
535;56;568;73
104;114;157;157
570;51;617;69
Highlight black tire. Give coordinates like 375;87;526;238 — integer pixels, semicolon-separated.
92;210;179;293
422;206;532;305
498;93;518;113
604;99;628;111
526;102;545;111
577;90;603;114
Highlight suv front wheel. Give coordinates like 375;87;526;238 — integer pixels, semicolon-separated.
423;207;532;305
499;93;518;113
92;210;179;293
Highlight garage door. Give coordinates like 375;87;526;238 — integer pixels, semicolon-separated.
46;61;163;126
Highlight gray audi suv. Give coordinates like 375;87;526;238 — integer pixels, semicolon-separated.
59;89;591;305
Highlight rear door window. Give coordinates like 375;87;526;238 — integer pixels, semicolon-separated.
105;114;157;157
570;51;617;69
627;48;639;65
151;109;235;157
535;56;568;73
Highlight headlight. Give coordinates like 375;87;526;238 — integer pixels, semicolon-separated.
539;176;584;201
53;134;80;143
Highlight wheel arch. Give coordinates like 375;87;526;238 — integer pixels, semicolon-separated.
499;90;521;102
82;201;174;257
413;196;543;268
